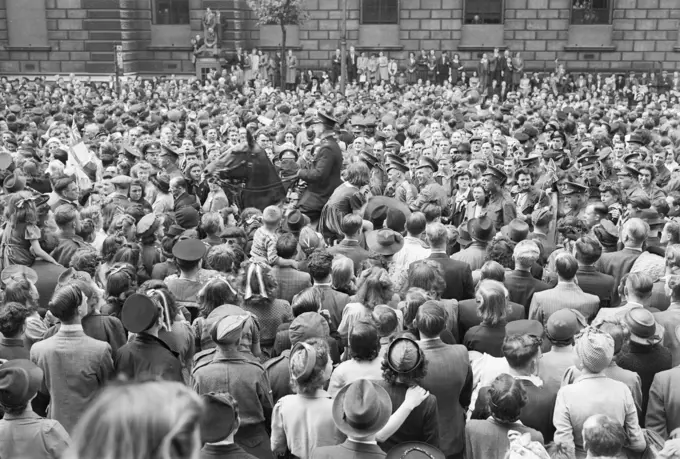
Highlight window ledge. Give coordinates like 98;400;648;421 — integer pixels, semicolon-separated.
674;46;680;52
147;46;193;51
457;45;507;51
356;46;404;51
563;45;616;52
5;46;52;51
258;45;303;51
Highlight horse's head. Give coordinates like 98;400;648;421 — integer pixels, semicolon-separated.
204;142;251;180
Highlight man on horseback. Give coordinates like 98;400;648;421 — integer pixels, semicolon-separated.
296;111;343;222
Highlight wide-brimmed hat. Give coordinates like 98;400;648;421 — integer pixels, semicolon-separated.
624;308;664;346
282;209;310;233
200;392;238;444
332;379;392;437
366;229;404;256
0;359;43;408
467;216;495;242
1;265;38;286
387;442;445;459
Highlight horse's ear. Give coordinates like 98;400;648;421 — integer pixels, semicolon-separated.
245;128;255;149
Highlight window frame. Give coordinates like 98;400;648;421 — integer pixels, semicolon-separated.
152;0;190;25
360;0;400;25
570;0;612;25
463;0;505;25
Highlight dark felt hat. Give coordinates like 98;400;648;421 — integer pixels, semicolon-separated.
468;216;495;242
3;170;25;193
500;218;530;243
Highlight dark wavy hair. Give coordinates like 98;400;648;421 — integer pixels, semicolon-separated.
349;320;380;362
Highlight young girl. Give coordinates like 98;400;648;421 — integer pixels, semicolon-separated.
271;339;343;458
0;192;59;267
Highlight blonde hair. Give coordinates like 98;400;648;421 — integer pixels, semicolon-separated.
476;280;509;326
331;256;355;291
64;381;203;459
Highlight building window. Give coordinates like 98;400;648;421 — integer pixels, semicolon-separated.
464;0;503;24
361;0;399;25
153;0;190;25
571;0;611;25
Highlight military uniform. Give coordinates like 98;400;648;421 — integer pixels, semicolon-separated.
410;157;448;213
482;165;517;230
556;181;588;227
192;347;274;459
298;126;343;220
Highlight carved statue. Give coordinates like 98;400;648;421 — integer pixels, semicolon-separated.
192;8;222;63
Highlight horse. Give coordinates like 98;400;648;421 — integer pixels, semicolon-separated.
204;131;286;211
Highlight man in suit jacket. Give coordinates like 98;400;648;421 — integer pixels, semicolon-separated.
436;51;450;85
346;45;358;83
421;222;474;301
30;285;114;433
654;276;680;366
505;240;549;315
647;366;680;439
417;302;472;458
529;253;600;326
472;334;558;443
574;236;616;309
596;218;648;307
327;214;370;276
307;249;349;331
272;233;312;304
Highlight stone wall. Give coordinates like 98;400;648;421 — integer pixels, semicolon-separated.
258;0;680;72
0;0;677;75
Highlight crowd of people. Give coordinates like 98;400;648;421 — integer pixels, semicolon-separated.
1;56;680;459
213;46;680;104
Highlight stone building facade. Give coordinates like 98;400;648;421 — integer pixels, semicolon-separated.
0;0;678;76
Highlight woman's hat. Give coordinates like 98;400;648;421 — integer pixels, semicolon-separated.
575;327;615;373
3;169;25;193
0;359;43;408
289;342;317;383
200;392;238;444
150;172;171;194
332;379;392;437
387;442;445;459
366;229;404;256
282;209;310;233
386;337;423;374
1;265;38;286
624;308;664;346
121;293;159;333
467;216;495;242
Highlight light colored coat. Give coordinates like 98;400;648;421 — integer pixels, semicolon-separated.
30;325;114;433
